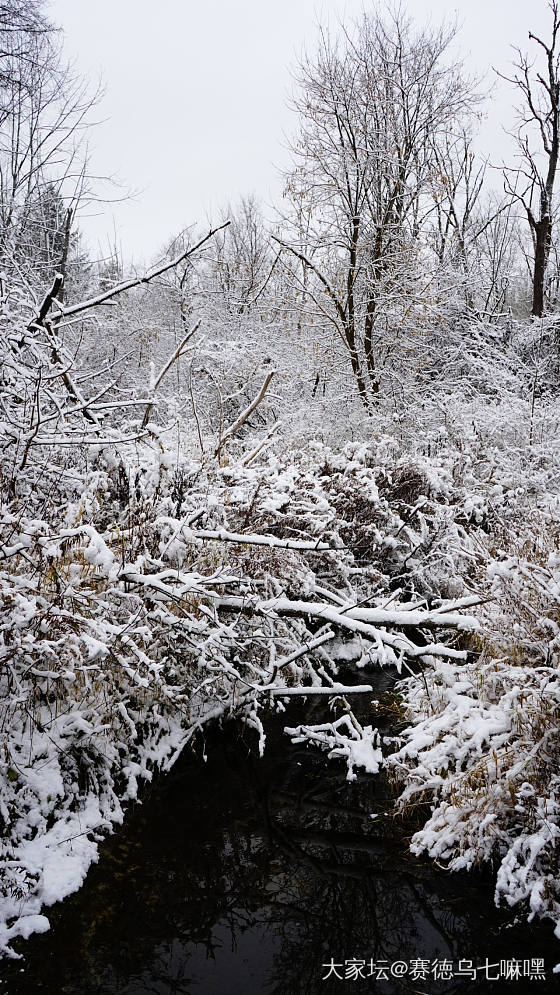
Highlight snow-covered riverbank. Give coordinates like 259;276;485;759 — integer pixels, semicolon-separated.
2;437;559;961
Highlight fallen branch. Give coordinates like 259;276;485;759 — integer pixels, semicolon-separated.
119;565;479;666
267;684;373;696
188;526;333;551
213;594;478;662
242;420;281;466
216;593;479;633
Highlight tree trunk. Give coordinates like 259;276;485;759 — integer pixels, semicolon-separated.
363;296;379;394
346;322;370;407
532;215;552;318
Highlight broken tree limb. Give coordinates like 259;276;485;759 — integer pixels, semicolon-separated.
212;593;477;662
119;562;479;666
22;227;228;443
215;370;275;459
26;276;101;427
214;594;480;632
242;420;281;467
28;274;64;332
49;222;231;323
142;320;201;427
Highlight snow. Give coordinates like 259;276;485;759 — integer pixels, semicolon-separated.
285;714;383;781
2;101;560;964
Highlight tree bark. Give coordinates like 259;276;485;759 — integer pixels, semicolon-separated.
532;214;552;317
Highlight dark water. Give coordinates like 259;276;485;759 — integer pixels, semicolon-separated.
2;690;560;995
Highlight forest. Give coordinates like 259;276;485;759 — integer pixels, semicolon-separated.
1;0;560;972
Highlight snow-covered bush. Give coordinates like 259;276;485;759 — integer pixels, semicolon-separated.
388;487;560;941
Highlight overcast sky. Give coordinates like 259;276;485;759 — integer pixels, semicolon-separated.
47;0;551;265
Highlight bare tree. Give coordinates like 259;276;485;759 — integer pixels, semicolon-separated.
429;132;518;318
209;195;274;315
0;0;97;292
502;1;560;317
0;0;52;122
278;7;478;406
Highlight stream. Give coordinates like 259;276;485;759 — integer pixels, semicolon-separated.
2;676;560;994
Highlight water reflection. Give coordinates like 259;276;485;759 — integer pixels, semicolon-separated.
3;700;559;994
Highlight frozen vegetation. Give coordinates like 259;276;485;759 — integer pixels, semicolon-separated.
1;0;560;967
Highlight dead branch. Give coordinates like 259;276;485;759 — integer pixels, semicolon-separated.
36;221;231;326
214;370;275;459
187;526;332;551
142;320;201;428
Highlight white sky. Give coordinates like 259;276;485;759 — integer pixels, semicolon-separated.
47;0;551;264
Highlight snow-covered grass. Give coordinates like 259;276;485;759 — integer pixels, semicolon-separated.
390;653;560;931
386;459;560;943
